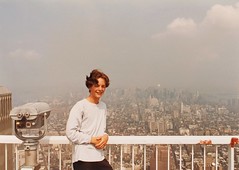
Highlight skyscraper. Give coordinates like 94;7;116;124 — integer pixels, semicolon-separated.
0;85;12;132
150;145;169;170
0;85;13;169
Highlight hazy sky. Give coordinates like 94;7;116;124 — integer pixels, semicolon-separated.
1;0;239;96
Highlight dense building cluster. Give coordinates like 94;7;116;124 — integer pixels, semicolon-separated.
1;85;239;169
43;87;239;170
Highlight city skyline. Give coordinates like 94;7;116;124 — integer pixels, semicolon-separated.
1;72;239;169
1;0;239;100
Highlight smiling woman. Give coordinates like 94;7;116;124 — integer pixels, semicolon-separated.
66;69;113;170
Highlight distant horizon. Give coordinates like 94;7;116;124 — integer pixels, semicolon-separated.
1;1;239;104
4;83;238;107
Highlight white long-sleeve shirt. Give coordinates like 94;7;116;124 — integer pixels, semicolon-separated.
66;99;107;163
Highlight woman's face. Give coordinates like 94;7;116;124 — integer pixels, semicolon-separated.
89;78;106;100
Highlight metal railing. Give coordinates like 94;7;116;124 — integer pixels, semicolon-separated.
0;135;239;170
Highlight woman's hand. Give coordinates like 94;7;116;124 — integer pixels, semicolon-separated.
91;134;109;149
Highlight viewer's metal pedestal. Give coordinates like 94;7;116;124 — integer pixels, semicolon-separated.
20;140;40;170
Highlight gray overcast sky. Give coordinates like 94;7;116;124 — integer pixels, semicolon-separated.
0;0;239;96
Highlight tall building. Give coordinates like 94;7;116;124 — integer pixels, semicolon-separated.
0;86;12;132
0;85;13;169
180;102;184;114
150;145;170;170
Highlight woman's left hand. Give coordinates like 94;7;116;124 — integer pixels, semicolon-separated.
94;134;109;149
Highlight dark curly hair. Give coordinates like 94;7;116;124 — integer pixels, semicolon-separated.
85;69;110;89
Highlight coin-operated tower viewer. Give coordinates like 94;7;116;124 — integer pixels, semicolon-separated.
10;102;51;170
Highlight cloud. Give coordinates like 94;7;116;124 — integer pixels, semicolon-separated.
153;2;239;36
152;2;239;59
167;18;197;35
201;3;239;31
152;18;197;39
9;48;41;60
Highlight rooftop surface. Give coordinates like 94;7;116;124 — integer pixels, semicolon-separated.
0;86;11;95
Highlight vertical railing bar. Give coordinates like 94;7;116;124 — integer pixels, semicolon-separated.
120;145;123;170
109;145;112;164
48;145;50;170
132;145;135;170
228;145;231;170
5;144;7;170
215;145;218;170
191;145;194;170
203;145;206;170
38;144;40;163
144;145;146;170
15;144;18;170
156;145;158;170
179;145;182;170
72;145;74;170
59;144;62;170
167;145;170;170
228;145;234;170
12;144;16;170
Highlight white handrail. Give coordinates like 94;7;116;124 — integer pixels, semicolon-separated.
0;135;238;170
0;135;238;144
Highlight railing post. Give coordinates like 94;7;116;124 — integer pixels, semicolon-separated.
167;144;170;170
144;145;146;170
109;145;112;164
203;145;206;170
228;145;234;170
72;145;74;170
156;145;158;170
191;145;194;170
48;145;50;170
59;144;62;170
132;145;135;170
215;145;218;170
5;144;7;170
179;145;182;170
15;145;18;170
120;145;123;170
